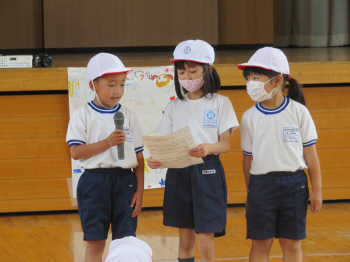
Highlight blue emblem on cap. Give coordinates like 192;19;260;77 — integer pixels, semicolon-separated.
183;46;191;54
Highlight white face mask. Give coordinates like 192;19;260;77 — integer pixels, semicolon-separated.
246;75;279;102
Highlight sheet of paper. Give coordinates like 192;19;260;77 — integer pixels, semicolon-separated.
143;126;203;168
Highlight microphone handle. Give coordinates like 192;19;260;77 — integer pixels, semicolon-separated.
117;143;125;160
115;125;125;160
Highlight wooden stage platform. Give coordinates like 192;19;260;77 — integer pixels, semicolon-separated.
0;47;350;213
2;47;350;92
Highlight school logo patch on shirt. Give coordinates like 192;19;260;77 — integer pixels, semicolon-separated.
283;127;300;142
202;169;216;174
123;127;133;142
203;109;218;128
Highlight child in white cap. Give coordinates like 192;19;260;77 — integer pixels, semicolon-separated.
147;40;239;262
238;47;322;261
66;53;145;262
104;236;152;262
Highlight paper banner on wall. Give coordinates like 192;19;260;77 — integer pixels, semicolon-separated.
68;66;176;197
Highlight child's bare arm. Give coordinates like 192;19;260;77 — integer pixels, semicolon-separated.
304;144;322;213
70;130;125;160
243;155;253;209
131;152;144;217
243;155;253;190
188;129;231;157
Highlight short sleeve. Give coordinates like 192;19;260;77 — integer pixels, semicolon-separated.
300;108;318;147
130;113;144;153
240;111;253;156
156;101;173;135
66;109;87;147
218;96;239;135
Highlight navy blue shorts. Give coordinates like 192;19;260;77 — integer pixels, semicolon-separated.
246;170;309;240
77;168;137;241
163;155;227;237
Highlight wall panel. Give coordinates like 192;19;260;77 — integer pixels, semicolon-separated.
43;0;218;49
131;0;218;46
0;0;43;49
218;0;274;45
43;0;133;48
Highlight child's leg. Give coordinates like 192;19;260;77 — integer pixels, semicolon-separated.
279;238;302;262
85;240;106;262
178;228;196;259
198;233;215;262
249;238;274;262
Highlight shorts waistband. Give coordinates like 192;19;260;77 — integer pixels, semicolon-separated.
84;167;132;174
258;170;305;177
203;154;220;161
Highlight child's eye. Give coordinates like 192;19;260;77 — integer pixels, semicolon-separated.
109;85;115;87
121;85;125;87
190;71;196;74
253;77;258;80
178;72;184;75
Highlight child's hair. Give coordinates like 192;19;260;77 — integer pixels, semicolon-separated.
243;67;305;105
174;60;221;100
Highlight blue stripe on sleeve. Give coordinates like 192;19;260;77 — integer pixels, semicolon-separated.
303;139;316;147
243;151;253;156
67;140;86;147
135;145;144;153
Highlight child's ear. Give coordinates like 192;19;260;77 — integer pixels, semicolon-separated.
275;75;284;87
89;81;97;92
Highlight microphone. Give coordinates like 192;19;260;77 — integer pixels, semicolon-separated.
113;111;125;160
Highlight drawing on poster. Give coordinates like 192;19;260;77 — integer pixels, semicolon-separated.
67;66;175;198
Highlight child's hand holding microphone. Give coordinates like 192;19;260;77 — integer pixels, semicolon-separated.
105;130;126;147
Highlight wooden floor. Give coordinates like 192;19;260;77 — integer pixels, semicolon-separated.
1;203;350;261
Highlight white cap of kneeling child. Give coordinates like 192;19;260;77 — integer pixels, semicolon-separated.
104;236;152;262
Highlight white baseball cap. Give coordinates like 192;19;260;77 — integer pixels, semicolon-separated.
170;39;215;65
86;53;132;82
104;237;152;262
237;47;290;75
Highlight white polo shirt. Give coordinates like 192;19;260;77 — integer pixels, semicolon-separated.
66;101;144;169
157;93;239;145
240;97;317;175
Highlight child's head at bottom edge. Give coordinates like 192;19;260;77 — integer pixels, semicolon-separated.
104;236;152;262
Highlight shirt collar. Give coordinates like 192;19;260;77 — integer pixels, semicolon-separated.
88;101;121;114
255;96;289;115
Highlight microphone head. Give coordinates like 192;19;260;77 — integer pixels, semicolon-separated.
114;111;125;126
